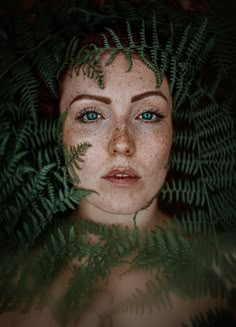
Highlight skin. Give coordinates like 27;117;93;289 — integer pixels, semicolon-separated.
0;52;232;327
60;52;173;230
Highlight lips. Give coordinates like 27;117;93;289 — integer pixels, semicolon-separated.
102;168;140;186
103;168;140;178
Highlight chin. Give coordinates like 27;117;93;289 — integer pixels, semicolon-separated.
83;187;157;217
102;206;138;215
94;198;147;216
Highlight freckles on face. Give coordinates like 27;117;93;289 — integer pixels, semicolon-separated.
59;52;173;215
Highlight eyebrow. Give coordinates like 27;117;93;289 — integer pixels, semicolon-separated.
69;90;168;106
70;94;111;106
131;90;168;103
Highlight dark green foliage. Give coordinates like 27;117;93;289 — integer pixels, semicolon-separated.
0;0;235;325
63;142;93;185
182;308;236;327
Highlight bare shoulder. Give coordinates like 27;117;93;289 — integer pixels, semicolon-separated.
0;308;59;327
0;269;71;327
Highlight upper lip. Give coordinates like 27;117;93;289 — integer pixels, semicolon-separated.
102;168;140;178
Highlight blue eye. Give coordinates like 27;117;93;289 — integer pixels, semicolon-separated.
141;112;155;120
139;111;164;122
76;109;102;122
84;112;99;121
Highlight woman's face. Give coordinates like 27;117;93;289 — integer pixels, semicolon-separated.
60;52;172;215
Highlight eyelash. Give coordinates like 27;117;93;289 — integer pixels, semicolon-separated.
138;109;165;122
75;107;165;123
75;107;104;122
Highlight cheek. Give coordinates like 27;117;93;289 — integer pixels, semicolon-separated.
63;129;74;146
159;132;172;159
63;117;108;146
142;128;173;168
62;119;78;145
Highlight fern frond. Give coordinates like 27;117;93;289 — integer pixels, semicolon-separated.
160;179;206;206
196;36;215;67
30;47;58;97
138;46;162;87
105;48;119;66
0;150;29;187
199;135;235;159
203;166;234;190
183;308;236;327
176;25;191;57
105;28;125;49
174;211;209;236
139;19;148;48
151;11;160;51
186;17;208;61
56;37;79;79
63;142;92;185
169;151;199;175
196;109;233;139
165;22;174;55
126;21;136;48
159;47;170;77
101;33;110;48
114;278;171;316
169;56;177;93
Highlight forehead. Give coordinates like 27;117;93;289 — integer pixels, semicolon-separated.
60;52;170;100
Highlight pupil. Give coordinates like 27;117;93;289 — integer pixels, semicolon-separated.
142;112;153;120
87;112;97;120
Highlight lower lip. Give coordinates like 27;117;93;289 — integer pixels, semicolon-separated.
102;176;140;186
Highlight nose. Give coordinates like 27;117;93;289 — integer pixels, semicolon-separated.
108;125;136;156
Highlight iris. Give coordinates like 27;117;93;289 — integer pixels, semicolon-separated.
141;112;155;120
85;112;99;120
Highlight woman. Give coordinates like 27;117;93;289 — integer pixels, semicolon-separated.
0;0;235;326
57;15;236;325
